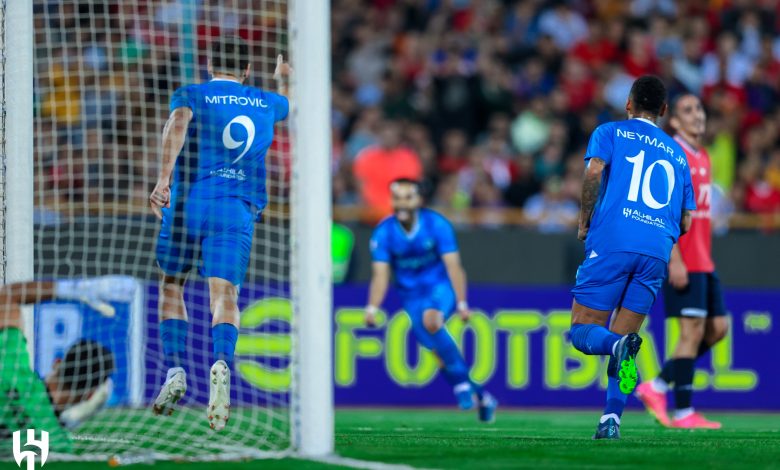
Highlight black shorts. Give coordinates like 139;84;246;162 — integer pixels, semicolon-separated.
663;271;727;318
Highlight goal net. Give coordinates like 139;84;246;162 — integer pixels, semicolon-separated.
1;0;331;463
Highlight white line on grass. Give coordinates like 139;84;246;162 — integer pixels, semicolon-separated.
309;455;437;470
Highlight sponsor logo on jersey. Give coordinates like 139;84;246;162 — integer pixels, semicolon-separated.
622;207;666;229
210;167;247;181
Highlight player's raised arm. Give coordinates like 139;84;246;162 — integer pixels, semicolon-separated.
442;252;469;322
365;261;390;327
578;157;606;241
274;54;292;97
150;106;193;219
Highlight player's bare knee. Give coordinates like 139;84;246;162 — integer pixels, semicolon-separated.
706;317;729;344
570;300;609;327
423;310;443;334
160;273;187;293
208;278;239;318
680;317;706;344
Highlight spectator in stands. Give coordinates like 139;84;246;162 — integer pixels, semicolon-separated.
353;121;422;221
523;176;578;233
537;1;588;52
30;0;780;232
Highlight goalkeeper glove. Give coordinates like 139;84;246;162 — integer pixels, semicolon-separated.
60;378;113;429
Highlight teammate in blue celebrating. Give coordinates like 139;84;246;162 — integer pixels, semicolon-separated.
364;179;497;422
568;76;696;439
149;36;290;431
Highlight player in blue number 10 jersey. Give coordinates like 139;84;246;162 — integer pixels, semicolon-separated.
148;36;291;431
568;76;696;439
364;179;497;422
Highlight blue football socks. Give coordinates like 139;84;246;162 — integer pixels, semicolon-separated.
604;376;628;418
160;318;189;372
570;323;622;356
212;323;239;369
431;329;470;386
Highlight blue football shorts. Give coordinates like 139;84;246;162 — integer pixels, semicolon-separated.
571;251;667;315
401;282;456;349
155;195;256;286
663;271;727;318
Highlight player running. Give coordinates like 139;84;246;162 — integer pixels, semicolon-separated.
149;36;290;430
0;278;131;451
568;75;696;439
635;94;728;429
363;179;497;422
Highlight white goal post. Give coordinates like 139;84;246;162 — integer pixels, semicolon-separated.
3;0;35;356
0;0;333;461
289;0;334;457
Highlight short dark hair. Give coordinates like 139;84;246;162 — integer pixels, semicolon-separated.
59;339;114;395
629;75;667;116
668;93;700;118
390;178;421;190
211;36;250;74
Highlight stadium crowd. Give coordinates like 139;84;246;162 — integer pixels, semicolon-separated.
331;0;780;229
30;0;780;230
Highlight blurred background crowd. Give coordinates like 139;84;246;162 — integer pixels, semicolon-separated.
31;0;780;231
331;0;780;230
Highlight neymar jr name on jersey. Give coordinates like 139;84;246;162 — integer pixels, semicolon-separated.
204;95;270;108
616;128;687;167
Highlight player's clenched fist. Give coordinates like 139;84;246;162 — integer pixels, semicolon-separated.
149;178;171;220
273;54;292;79
364;305;378;327
457;301;470;322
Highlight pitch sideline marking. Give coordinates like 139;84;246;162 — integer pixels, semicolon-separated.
309;455;437;470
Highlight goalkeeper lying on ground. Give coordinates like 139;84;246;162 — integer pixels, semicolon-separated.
0;277;134;453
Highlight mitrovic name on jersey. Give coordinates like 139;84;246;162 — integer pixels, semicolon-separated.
204;95;269;108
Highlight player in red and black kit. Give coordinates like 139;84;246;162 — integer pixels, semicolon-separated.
635;94;729;429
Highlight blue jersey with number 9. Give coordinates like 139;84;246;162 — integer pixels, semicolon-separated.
584;118;696;262
170;79;289;210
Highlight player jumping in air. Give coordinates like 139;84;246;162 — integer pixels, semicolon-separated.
635;94;728;429
149;36;290;430
0;277;133;451
568;75;696;439
363;179;497;421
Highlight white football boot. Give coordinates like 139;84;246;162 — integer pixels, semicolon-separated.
208;360;231;431
152;367;187;416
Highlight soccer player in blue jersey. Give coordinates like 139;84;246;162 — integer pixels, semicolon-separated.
149;36;290;431
568;76;696;439
364;179;497;421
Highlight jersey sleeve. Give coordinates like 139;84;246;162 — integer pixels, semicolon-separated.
584;123;614;165
268;92;289;122
369;225;391;263
433;214;459;255
0;328;73;453
170;85;196;112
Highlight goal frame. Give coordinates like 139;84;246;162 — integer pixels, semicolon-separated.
2;0;334;459
289;0;334;457
3;0;34;359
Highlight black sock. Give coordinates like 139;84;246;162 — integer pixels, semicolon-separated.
696;341;712;360
658;359;676;385
607;355;617;378
672;358;696;410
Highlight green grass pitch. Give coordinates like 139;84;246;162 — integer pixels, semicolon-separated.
34;409;780;469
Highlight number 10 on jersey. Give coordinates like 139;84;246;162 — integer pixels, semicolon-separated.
625;150;676;210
